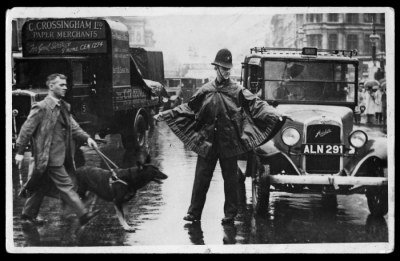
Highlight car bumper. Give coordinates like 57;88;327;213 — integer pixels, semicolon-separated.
269;175;387;186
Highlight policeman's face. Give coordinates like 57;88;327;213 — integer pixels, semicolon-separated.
216;66;231;81
49;77;68;99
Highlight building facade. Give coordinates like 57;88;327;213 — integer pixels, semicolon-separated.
270;13;386;80
112;17;156;48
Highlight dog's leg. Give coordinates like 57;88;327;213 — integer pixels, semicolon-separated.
87;193;98;212
114;203;135;232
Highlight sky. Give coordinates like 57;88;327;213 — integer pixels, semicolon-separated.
144;13;273;71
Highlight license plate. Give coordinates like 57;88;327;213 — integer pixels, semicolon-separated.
301;144;344;155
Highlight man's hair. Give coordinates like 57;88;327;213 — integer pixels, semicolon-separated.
46;73;67;87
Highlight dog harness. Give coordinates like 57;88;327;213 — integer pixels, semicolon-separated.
93;147;128;187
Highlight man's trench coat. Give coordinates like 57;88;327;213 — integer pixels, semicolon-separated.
161;79;286;159
16;96;90;195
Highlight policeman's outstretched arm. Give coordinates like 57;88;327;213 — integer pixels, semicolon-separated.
153;113;165;122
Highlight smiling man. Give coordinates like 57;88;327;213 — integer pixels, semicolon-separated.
14;73;100;227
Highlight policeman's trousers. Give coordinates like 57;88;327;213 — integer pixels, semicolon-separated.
188;155;238;219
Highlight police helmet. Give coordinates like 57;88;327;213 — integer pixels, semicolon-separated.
211;48;233;69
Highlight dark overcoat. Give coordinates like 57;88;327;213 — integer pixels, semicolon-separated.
161;79;285;159
16;96;90;194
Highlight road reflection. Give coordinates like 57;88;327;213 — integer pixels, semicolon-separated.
234;183;389;244
12;122;389;247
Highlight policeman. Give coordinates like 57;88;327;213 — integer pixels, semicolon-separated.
155;49;287;224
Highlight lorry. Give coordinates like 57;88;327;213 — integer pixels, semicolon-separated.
240;47;388;217
12;18;165;150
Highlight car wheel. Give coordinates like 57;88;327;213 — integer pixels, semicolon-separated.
366;162;388;217
252;163;270;216
238;166;246;184
366;186;388;217
321;194;338;208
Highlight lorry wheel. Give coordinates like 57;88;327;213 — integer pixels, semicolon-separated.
121;133;134;150
366;186;388;217
252;164;270;216
133;114;147;149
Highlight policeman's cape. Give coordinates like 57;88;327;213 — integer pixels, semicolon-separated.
161;81;286;159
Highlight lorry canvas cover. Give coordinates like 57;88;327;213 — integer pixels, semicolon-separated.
129;47;165;83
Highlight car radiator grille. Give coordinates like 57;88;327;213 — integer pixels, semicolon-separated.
305;124;341;174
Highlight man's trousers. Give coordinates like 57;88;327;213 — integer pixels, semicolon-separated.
22;166;87;219
187;155;238;219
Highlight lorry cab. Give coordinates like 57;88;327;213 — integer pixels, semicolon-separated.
13;56;97;133
12;18;164;150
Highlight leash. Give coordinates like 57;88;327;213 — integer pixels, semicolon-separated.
92;147;128;187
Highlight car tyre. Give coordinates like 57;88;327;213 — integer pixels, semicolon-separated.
366;162;388;217
321;194;338;208
238;167;246;184
252;163;270;216
366;186;388;217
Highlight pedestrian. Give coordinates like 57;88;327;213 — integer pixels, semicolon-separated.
374;68;385;81
355;86;365;124
364;86;375;124
153;49;288;224
381;82;387;124
14;73;100;227
374;85;383;124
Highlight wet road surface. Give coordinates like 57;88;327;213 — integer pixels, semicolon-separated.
12;122;389;247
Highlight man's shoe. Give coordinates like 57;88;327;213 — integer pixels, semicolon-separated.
21;214;46;226
221;217;235;225
79;210;100;226
183;214;200;222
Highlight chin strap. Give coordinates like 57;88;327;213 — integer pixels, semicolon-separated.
217;67;229;84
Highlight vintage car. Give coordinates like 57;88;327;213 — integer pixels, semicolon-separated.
240;47;388;217
164;77;210;106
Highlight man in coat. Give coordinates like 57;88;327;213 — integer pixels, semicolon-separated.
154;49;287;224
15;73;100;227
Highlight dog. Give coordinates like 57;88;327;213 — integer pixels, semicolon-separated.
75;155;168;232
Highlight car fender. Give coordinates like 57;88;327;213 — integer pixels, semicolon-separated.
255;141;301;175
347;137;388;177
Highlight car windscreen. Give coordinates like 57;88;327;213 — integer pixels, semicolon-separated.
167;79;181;88
15;59;69;88
263;60;356;103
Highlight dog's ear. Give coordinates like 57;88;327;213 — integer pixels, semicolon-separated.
136;161;143;170
145;154;151;164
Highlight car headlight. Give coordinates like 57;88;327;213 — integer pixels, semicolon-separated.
12;109;19;117
281;127;300;147
349;130;368;148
